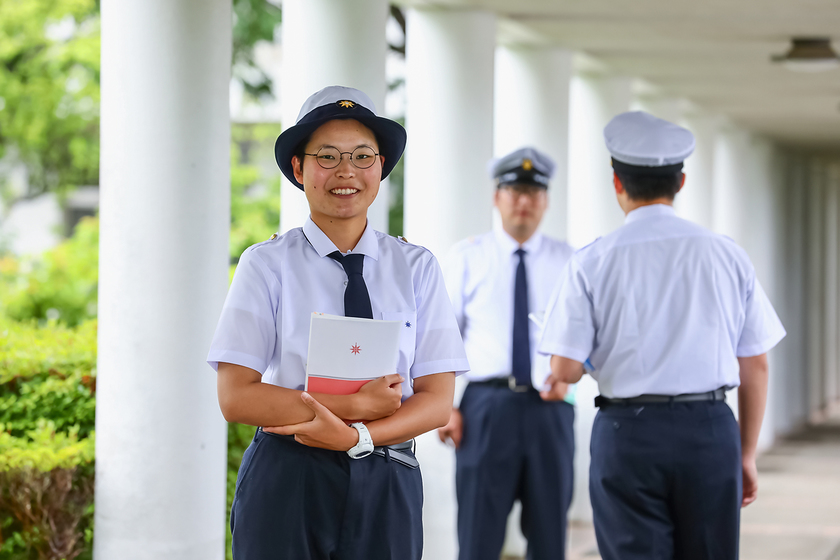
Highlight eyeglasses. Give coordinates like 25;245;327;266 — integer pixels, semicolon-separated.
304;146;380;170
500;184;546;198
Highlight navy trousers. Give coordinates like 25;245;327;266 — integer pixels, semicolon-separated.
231;429;423;560
590;401;742;560
456;383;575;560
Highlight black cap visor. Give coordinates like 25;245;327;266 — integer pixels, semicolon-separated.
496;169;550;189
275;103;407;190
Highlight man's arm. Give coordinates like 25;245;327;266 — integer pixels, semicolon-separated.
539;355;584;401
738;353;769;507
217;362;404;426
266;371;456;450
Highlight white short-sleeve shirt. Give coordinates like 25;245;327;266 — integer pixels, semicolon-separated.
207;217;470;399
538;204;786;398
444;229;574;388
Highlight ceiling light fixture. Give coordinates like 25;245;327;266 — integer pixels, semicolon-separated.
772;38;840;72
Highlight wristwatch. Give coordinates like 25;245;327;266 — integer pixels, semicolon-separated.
347;423;374;459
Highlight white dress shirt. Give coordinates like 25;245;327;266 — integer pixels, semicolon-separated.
208;217;470;399
538;204;786;399
445;229;574;388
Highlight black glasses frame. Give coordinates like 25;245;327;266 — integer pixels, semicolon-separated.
303;146;381;170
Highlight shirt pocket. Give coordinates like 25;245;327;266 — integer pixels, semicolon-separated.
381;311;417;377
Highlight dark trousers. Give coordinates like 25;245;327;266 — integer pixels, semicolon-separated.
590;401;742;560
231;429;423;560
456;383;575;560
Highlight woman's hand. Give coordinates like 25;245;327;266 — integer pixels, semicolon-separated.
263;392;359;451
352;374;404;421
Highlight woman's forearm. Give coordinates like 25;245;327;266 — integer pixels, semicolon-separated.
217;362;378;426
366;371;455;447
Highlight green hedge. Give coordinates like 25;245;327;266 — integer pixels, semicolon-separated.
0;318;96;560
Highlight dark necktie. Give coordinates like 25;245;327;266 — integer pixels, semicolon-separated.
328;251;373;319
512;248;531;387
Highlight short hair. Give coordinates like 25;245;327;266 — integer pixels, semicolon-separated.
294;134;312;175
615;171;683;201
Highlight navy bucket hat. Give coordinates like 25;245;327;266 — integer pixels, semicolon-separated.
274;86;407;190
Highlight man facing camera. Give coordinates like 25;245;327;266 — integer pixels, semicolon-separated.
438;147;576;560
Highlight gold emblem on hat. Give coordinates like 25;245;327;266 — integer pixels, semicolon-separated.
270;233;278;240
338;100;356;108
522;159;533;171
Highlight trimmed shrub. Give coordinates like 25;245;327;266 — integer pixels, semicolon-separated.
0;319;96;560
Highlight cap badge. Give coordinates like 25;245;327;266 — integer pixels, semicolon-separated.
337;100;356;109
522;158;533;171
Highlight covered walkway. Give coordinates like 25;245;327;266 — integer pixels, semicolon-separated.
565;408;840;560
94;0;840;558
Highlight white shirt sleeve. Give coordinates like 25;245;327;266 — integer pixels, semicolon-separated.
206;247;279;373
410;253;470;379
538;258;595;363
736;275;786;357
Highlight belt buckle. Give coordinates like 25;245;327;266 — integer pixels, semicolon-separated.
508;377;529;393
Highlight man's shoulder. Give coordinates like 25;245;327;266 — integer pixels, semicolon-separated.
448;231;496;257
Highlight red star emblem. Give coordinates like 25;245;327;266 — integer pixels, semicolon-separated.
351;344;361;355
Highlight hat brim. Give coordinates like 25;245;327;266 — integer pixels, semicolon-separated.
274;103;407;190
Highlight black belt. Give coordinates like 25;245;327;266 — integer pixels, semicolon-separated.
470;376;534;393
372;439;418;469
595;388;727;407
258;428;418;469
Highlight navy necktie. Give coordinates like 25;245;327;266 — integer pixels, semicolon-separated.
512;248;531;387
329;251;373;319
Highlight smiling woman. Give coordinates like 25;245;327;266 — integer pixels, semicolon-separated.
293;119;383;245
207;85;470;560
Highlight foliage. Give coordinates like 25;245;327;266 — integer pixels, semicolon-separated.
0;0;101;201
0;0;282;207
0;317;96;560
0;218;98;327
225;423;255;560
230;124;281;263
0;318;97;437
232;0;282;99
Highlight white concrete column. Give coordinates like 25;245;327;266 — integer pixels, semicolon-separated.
402;8;496;560
712;127;784;448
806;159;826;415
567;74;632;249
96;1;230;559
834;162;840;406
824;164;840;404
403;7;496;259
280;0;390;234
676;113;720;230
494;45;573;240
564;72;631;523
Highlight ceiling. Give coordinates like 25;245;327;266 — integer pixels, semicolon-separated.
398;0;840;149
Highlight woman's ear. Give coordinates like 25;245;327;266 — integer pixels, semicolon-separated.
292;155;304;185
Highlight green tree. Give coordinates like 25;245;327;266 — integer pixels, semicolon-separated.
0;0;282;209
0;0;101;203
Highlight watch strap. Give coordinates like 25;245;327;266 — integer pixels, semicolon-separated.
347;422;374;459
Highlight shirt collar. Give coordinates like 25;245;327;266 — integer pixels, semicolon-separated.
303;217;380;260
493;227;544;255
624;203;676;225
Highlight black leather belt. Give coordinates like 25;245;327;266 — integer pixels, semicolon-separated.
595;388;727;407
258;428;418;469
470;376;534;393
372;439;418;469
